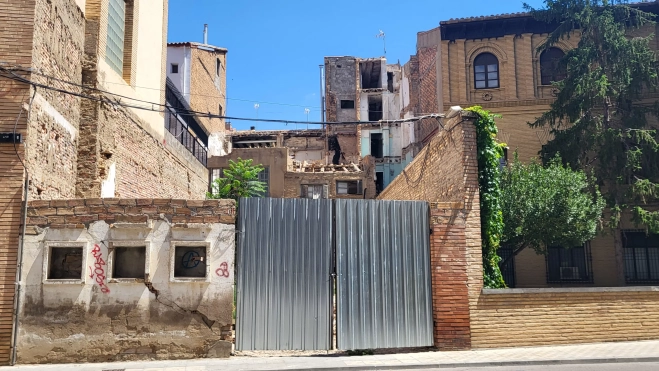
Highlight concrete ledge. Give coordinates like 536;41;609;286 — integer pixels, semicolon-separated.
482;286;659;294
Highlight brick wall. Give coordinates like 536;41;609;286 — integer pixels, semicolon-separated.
189;47;226;134
378;112;481;350
471;288;659;348
19;198;235;364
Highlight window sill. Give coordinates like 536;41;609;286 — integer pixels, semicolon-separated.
43;279;85;285
109;278;145;284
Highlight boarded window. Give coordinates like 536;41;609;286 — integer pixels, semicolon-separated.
113;246;146;279
48;247;83;280
106;0;126;74
174;246;207;278
340;100;355;109
336;180;362;195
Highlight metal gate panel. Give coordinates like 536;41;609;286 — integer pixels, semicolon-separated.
236;198;333;351
335;199;433;350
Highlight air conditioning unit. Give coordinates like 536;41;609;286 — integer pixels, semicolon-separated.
560;267;580;280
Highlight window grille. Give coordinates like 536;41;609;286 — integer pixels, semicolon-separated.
546;243;593;283
623;230;659;284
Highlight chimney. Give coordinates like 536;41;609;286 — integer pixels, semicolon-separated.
203;24;208;44
250;126;256;131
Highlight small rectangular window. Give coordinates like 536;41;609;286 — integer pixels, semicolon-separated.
368;95;383;121
370;133;384;159
106;0;126;74
216;58;222;76
387;72;394;93
340;100;355;109
112;246;146;279
174;245;207;278
301;184;326;199
375;172;384;195
171;63;179;74
48;247;84;280
546;244;592;283
336;180;362;195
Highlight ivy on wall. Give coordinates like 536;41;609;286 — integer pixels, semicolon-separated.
466;106;506;288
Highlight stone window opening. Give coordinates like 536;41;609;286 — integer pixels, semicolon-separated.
108;243;148;282
368;95;383;121
171;63;179;74
360;60;382;89
387;72;394;93
170;242;211;282
301;184;328;199
545;243;593;283
540;47;567;85
340;100;355;109
370;133;384;159
337;180;362;195
43;242;87;284
474;53;499;89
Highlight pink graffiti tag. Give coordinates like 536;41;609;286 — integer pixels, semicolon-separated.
215;262;229;278
89;244;110;294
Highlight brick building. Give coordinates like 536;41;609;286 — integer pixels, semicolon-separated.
0;0;216;364
402;3;659;288
207;129;377;199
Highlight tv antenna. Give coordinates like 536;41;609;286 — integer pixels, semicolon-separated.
376;30;386;56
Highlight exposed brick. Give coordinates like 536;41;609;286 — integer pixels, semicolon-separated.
136;199;153;206
85;198;104;206
186;200;205;207
29;201;51;208
56;208;75;216
115;214;148;223
118;199;137;206
50;200;69;207
102;198;121;205
66;199;86;207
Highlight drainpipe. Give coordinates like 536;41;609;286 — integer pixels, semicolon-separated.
10;173;29;365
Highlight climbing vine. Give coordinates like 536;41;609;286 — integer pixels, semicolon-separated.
466;106;506;288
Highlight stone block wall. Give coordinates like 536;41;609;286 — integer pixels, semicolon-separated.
471;288;659;348
18;198;236;364
378;112;481;350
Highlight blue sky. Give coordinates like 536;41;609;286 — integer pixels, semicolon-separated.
167;0;544;131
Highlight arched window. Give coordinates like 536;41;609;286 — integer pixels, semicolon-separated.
540;47;566;85
474;53;499;89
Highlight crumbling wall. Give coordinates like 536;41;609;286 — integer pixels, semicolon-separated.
19;198;236;364
284;156;376;199
25;0;85;199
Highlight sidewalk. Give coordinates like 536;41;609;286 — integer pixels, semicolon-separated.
3;340;659;370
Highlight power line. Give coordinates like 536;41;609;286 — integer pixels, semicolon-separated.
0;65;444;126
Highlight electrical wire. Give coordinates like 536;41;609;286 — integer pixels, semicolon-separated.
0;64;445;126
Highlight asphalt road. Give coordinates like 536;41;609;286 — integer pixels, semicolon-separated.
400;362;659;371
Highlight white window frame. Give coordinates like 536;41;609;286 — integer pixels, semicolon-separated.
170;241;211;283
42;241;89;285
107;240;151;283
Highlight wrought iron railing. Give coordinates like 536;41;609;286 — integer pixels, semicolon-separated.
164;81;208;166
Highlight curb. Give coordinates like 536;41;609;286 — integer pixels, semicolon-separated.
241;356;659;371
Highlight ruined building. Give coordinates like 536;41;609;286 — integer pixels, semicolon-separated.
207;129;377;199
324;56;419;193
0;0;233;364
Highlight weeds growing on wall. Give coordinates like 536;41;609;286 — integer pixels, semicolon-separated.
466;106;506;288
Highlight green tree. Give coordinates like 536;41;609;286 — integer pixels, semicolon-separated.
524;0;659;281
500;155;606;267
206;158;267;202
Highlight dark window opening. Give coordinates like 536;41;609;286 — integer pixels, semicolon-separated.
474;53;499;89
48;247;83;280
368;96;383;121
360;61;382;89
258;166;270;197
375;172;384;195
171;63;179;74
328;135;342;165
387;72;394;93
499;147;509;170
301;184;328;199
113;246;146;279
174;246;207;278
216;58;221;76
540;47;566;85
337;180;362;195
546;244;593;283
219;104;223;117
340;100;355;109
623;230;659;283
497;245;516;288
370;133;384;158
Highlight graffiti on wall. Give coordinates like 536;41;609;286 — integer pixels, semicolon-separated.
89;244;110;293
215;262;229;278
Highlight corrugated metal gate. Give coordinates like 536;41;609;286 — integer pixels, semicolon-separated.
236;198;432;351
335;200;433;350
235;198;333;351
